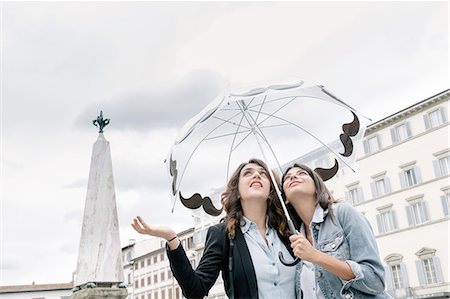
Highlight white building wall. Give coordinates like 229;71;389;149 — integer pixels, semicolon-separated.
325;90;449;298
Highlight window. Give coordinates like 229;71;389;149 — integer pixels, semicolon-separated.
141;278;145;287
141;295;145;299
148;293;152;299
147;276;151;285
147;258;151;266
161;290;166;299
161;272;165;281
140;260;145;268
135;262;139;270
128;273;131;284
384;254;409;291
399;166;421;188
169;288;173;299
433;156;450;177
406;200;429;226
415;248;444;286
154;274;158;283
371;176;391;198
345;186;364;205
153;256;158;264
168;270;172;279
363;135;381;154
390;264;404;289
135;280;139;288
176;287;180;299
187;236;194;249
424;107;447;129
376;209;398;234
160;253;165;261
391;122;412;144
154;291;159;299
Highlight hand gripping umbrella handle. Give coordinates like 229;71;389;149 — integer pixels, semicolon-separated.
279;218;300;266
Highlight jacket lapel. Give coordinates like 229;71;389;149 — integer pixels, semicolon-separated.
235;227;258;298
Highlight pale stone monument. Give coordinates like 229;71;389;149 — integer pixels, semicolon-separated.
72;112;127;299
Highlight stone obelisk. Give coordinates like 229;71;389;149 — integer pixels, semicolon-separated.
72;111;127;299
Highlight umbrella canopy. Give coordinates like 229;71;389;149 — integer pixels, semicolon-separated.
166;81;370;217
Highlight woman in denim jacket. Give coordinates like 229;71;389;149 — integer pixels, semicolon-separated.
282;163;391;299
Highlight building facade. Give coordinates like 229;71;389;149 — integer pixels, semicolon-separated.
316;89;449;298
0;283;73;299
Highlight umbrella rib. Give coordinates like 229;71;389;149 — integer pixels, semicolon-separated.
204;129;252;141
212;116;251;130
226;113;249;181
235;100;285;173
255;110;355;171
254;94;267;124
176;113;244;193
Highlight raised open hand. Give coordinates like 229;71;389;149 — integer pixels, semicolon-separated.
131;216;177;241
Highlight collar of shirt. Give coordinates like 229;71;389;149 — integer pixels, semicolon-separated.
312;204;328;224
239;215;270;234
299;204;328;235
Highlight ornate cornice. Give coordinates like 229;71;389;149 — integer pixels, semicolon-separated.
365;89;449;135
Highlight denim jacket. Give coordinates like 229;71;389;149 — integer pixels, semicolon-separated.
295;202;392;299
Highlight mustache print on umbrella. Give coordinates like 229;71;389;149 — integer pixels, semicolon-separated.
314;111;360;181
180;192;223;216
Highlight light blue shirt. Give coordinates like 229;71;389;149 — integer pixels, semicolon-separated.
240;216;296;299
299;204;326;299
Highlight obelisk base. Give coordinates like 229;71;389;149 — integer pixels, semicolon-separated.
72;288;127;299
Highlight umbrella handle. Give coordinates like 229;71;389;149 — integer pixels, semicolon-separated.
278;218;301;266
278;251;300;266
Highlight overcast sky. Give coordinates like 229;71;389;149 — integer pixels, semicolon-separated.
1;1;448;285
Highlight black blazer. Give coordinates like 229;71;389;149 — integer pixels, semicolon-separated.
167;222;293;299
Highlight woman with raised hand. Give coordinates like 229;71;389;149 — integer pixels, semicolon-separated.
132;158;296;299
281;163;390;299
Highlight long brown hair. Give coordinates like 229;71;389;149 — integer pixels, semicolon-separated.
221;158;290;239
281;163;338;229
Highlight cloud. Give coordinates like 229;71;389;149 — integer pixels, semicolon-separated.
73;70;226;132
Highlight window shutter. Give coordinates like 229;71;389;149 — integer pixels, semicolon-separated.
423;113;431;130
406;206;413;226
433;160;442;177
400;263;409;288
376;135;381;149
363;139;369;154
439;106;447;123
414;166;422;184
433;256;444;283
384;266;394;291
405;122;412;137
422;201;430;222
392;210;399;230
344;191;351;203
376;214;383;234
357;187;364;202
441;195;449;216
415;260;426;286
399;172;406;189
385;177;392;193
370;182;378;198
390;128;398;144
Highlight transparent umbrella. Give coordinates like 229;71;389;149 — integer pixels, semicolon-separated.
166;80;370;265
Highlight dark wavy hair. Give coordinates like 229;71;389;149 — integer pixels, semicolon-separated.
221;158;290;239
281;163;338;229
